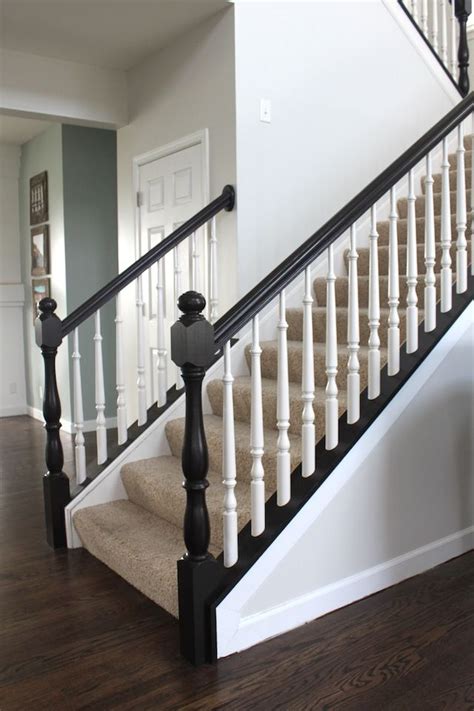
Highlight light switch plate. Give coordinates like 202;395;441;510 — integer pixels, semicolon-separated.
260;98;272;123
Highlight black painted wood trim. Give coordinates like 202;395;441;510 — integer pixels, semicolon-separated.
213;95;474;349
397;0;462;95
209;277;473;662
62;186;235;336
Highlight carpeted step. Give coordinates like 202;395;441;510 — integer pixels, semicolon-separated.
314;274;447;308
351;242;459;276
73;500;209;618
247;341;387;390
286;306;413;348
398;190;471;218
206;377;347;437
121;456;253;551
449;149;472;169
377;213;472;246
424;170;471;193
166;415;303;490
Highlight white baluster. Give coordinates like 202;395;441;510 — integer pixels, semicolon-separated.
209;217;219;323
440;0;448;66
174;246;184;388
456;123;468;293
72;328;86;484
250;315;265;536
301;266;315;477
450;0;457;78
136;276;147;425
325;246;338;449
94;310;107;464
388;187;400;375
441;137;453;311
424;152;437;332
471;130;474;277
222;341;238;567
420;0;428;35
406;169;419;354
156;256;167;408
411;0;419;22
430;0;438;52
368;205;381;399
347;224;360;423
115;294;127;445
190;231;200;293
276;290;291;505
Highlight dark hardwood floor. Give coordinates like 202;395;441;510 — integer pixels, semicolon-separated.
0;415;473;710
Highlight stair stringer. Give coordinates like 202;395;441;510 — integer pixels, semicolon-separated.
215;301;474;658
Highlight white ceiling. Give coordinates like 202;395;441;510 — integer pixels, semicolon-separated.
0;114;53;145
0;0;231;71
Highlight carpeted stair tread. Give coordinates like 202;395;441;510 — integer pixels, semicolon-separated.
249;340;387;388
377;213;472;245
73;500;214;618
286;306;416;347
206;376;347;437
121;456;252;551
349;242;462;276
314;273;449;307
449;148;472;168
398;190;471;218
424;169;471;193
166;415;302;489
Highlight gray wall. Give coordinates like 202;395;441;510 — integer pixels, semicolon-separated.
62;125;118;421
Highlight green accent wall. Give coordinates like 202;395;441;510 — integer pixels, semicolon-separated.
62;125;118;421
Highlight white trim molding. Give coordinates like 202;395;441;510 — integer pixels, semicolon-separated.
0;283;25;307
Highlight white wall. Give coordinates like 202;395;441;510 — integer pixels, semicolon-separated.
0;49;128;129
233;0;461;295
117;7;236;424
216;305;474;657
0;144;27;415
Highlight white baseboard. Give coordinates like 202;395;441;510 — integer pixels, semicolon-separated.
0;405;27;417
226;527;474;657
26;406;117;434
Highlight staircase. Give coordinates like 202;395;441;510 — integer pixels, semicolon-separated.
72;136;473;620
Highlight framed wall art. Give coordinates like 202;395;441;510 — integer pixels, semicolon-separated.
32;278;51;324
30;171;49;225
31;225;50;276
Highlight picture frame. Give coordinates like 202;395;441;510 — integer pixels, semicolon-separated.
32;278;51;324
30;225;50;276
30;171;49;225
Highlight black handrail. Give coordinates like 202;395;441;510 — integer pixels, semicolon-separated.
214;93;474;349
61;185;235;337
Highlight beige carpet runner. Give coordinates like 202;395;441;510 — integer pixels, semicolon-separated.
74;143;472;618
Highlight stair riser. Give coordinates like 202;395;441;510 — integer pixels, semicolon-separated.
166;420;302;489
207;379;345;437
398;191;472;218
286;308;409;348
353;243;461;277
314;275;445;307
377;214;472;246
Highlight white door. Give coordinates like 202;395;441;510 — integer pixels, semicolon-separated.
138;142;205;405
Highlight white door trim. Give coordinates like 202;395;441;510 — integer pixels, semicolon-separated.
132;129;210;261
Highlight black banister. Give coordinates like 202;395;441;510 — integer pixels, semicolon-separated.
61;185;235;337
213;92;474;349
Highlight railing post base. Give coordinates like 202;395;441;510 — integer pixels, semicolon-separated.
43;472;70;549
177;555;223;665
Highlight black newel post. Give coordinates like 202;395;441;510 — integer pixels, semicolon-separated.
171;291;223;666
455;0;472;96
35;298;71;548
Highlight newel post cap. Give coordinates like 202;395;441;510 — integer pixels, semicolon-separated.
171;291;216;368
455;0;472;17
35;298;63;349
